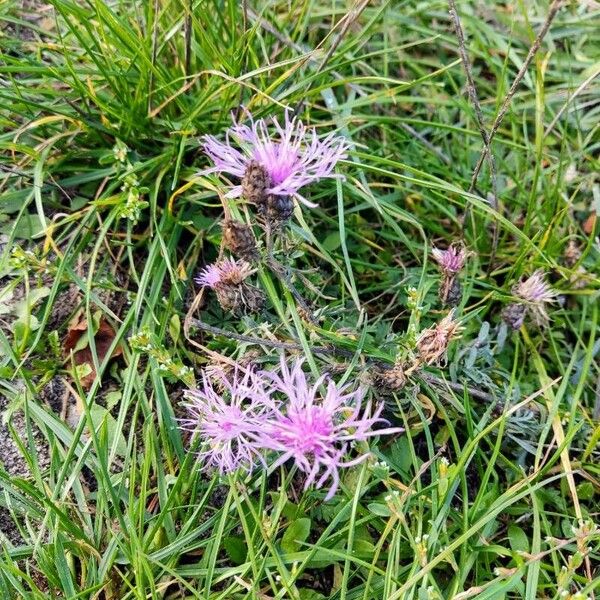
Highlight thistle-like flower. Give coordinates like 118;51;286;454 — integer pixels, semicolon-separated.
415;310;462;366
510;269;558;326
431;245;467;274
202;110;349;209
432;244;468;306
196;258;264;314
513;270;558;305
261;358;401;500
196;257;255;288
180;368;277;475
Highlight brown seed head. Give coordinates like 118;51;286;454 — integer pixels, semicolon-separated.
241;160;271;207
416;311;462;366
222;219;258;261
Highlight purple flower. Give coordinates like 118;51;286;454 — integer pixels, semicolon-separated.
261;358;401;500
202;110;349;207
512;270;558;325
514;270;557;304
181;367;277;475
196;257;255;289
431;245;467;274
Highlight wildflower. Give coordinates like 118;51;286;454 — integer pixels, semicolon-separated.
196;257;264;314
261;358;401;500
415;310;462;366
431;244;467;306
221;219;258;261
196;257;255;288
181;367;277;474
514;270;558;305
202;110;349;214
503;270;558;329
431;245;467;274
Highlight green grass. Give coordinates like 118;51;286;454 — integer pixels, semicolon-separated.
1;0;599;598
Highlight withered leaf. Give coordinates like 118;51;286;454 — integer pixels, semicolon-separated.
64;314;122;389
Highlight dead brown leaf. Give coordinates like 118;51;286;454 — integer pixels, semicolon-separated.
64;315;122;389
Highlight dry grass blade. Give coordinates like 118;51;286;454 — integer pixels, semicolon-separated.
470;0;564;186
448;0;499;263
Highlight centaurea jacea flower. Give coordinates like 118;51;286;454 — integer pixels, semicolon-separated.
514;270;558;305
431;245;467;274
503;269;558;329
261;358;401;500
431;244;468;306
181;367;277;475
196;257;264;314
202;110;349;214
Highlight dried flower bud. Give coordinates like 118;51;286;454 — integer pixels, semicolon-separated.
415;311;461;366
564;240;581;268
501;303;526;331
222;219;258;261
212;282;264;315
440;277;462;307
241;160;271;207
264;194;294;224
372;363;407;392
240;283;265;313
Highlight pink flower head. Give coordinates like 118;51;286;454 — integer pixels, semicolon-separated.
261;358;401;500
181;367;277;474
431;245;467;274
196;257;254;289
514;270;557;304
202;110;350;207
513;270;558;325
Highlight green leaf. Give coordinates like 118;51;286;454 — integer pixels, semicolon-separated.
223;536;246;565
298;591;325;600
281;518;311;554
169;313;181;343
14;286;51;324
269;492;300;520
576;482;594;500
89;404;128;457
322;232;341;251
368;502;392;517
508;525;529;553
2;214;45;239
353;539;376;557
104;391;122;411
